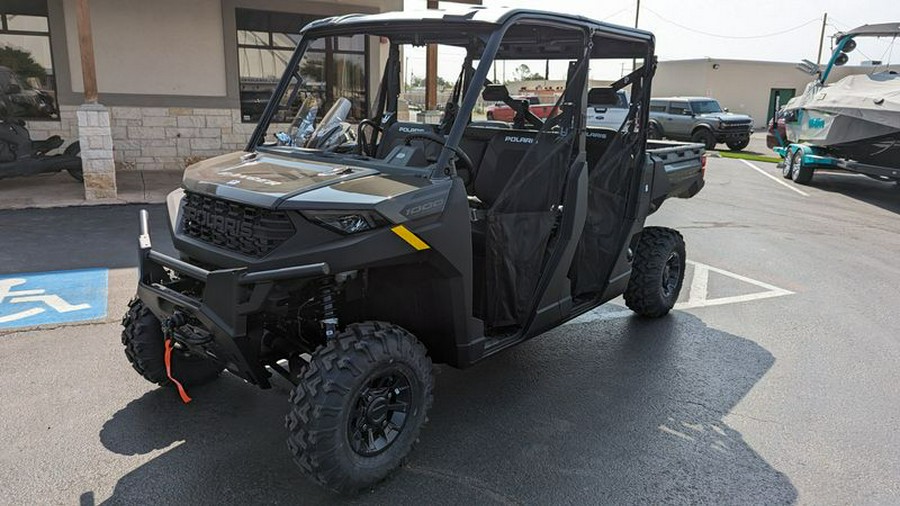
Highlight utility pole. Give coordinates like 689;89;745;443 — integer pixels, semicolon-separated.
816;12;828;66
632;0;641;71
75;0;98;103
425;0;438;111
545;59;550;80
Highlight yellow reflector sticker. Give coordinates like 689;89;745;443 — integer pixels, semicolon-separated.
391;225;430;251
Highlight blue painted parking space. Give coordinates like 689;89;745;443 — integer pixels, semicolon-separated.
0;269;108;330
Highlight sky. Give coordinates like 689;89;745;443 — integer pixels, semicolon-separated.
401;0;900;81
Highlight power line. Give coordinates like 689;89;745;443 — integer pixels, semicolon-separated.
643;7;821;40
599;1;636;23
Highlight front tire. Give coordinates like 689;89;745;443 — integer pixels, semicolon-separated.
782;149;794;179
790;149;814;184
691;129;717;150
726;136;750;151
120;298;223;387
286;322;433;493
624;227;686;318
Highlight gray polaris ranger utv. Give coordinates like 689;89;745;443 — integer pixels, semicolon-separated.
121;7;705;493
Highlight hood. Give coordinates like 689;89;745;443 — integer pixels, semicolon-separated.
182;151;382;208
182;150;435;210
698;112;752;122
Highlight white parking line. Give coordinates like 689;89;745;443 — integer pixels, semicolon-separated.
739;159;810;197
567;260;795;325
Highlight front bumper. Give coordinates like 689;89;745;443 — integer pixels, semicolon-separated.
714;129;751;140
136;210;329;387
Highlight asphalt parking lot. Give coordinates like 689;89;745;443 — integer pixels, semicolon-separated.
1;157;899;505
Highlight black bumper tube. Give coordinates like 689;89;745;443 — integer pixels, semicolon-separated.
135;210;330;387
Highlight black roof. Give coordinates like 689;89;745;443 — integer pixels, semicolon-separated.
300;7;654;60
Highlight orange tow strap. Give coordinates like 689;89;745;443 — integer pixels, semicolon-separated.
164;338;192;404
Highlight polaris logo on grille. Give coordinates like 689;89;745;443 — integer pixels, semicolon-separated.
218;171;282;186
504;136;534;144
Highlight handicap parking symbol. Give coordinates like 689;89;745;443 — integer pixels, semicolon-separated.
0;269;108;330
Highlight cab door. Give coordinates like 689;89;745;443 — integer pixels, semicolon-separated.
667;100;693;139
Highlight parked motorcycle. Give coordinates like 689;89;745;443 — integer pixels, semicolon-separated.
0;118;83;182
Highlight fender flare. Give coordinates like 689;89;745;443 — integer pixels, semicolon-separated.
690;124;714;136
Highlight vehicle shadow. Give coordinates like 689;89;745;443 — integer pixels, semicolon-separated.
0;204;172;274
804;173;900;215
89;311;796;505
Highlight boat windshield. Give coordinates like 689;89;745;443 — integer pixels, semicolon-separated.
691;100;723;114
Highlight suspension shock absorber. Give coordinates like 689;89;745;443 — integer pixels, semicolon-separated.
318;278;339;339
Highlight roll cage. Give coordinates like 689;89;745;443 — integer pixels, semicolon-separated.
247;8;657;179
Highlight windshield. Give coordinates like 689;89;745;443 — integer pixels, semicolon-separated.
248;18;650;179
691;100;723;114
251;28;497;173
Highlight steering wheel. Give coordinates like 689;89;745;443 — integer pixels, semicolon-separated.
357;118;382;156
403;133;477;186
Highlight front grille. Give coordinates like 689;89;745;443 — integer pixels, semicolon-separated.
721;121;752;132
180;191;295;258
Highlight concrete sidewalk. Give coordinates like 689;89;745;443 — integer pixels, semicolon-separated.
0;170;182;210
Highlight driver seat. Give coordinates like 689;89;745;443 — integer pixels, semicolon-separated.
375;122;440;159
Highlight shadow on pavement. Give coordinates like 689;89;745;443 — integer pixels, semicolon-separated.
0;205;172;274
90;312;796;505
805;173;900;215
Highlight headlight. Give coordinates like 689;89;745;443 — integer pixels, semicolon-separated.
303;210;388;234
166;188;184;232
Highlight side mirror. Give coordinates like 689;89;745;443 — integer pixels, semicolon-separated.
683;110;693;116
724;107;729;112
6;84;21;94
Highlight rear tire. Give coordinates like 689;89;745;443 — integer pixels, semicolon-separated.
286;322;433;493
624;227;686;318
790;149;814;184
691;129;717;150
120;298;222;387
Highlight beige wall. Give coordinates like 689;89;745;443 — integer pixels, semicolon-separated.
36;0;403;171
63;0;228;96
60;0;402;100
652;60;709;98
654;58;900;128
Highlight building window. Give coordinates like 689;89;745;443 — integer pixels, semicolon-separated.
236;8;368;123
0;1;58;120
